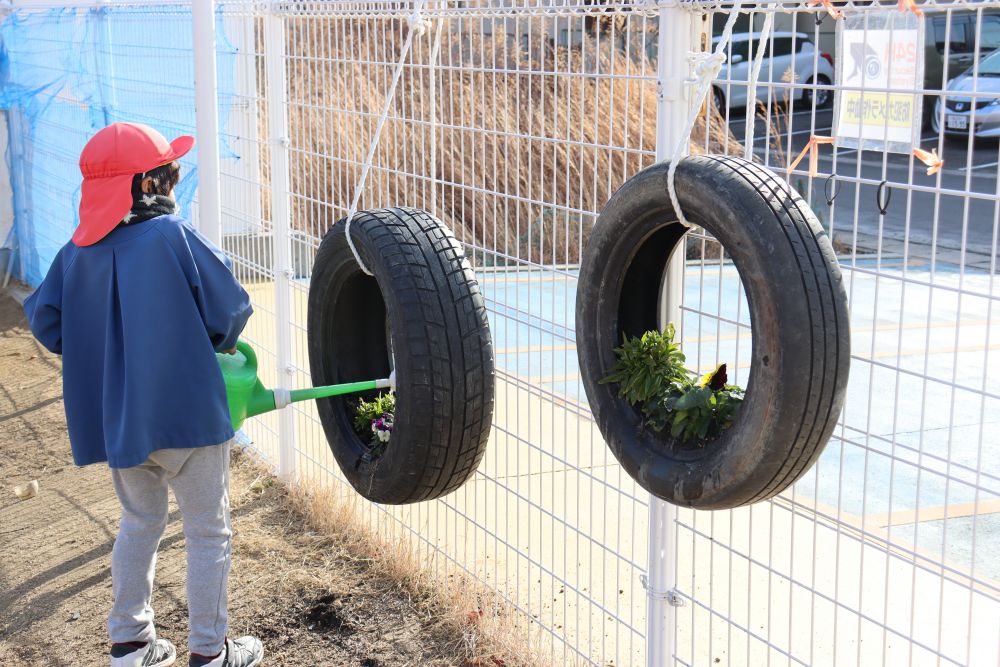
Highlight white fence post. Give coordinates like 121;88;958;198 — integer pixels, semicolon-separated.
192;0;223;245
648;3;698;665
264;8;296;481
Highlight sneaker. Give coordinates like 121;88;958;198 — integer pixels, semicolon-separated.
110;639;176;667
188;636;264;667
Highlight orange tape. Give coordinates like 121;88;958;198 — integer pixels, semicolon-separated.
788;136;835;176
808;0;843;20
898;0;924;17
913;147;943;175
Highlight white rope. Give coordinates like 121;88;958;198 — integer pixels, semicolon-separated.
744;8;775;160
666;0;744;227
636;0;661;18
428;18;445;216
344;1;435;275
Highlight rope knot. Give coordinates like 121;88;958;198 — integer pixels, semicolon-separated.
788;135;834;176
636;0;661;18
913;147;943;175
807;0;843;20
691;52;727;81
407;12;430;36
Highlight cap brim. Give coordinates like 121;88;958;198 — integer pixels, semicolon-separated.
73;173;135;247
165;135;195;162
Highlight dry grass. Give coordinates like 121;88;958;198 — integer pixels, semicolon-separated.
275;16;741;265
756;99;791;170
235;448;541;666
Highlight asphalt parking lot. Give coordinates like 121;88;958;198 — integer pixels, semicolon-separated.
726;106;1000;270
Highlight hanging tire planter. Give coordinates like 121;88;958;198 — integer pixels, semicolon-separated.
576;156;850;510
308;207;495;504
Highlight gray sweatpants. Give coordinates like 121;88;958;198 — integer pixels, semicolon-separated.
108;441;232;656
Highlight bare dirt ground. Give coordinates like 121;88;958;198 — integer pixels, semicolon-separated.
0;291;516;667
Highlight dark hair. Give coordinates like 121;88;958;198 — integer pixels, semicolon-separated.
130;161;180;198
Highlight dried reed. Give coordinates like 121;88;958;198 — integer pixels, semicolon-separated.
274;16;740;265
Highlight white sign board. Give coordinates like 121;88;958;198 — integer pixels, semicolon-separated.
835;13;924;153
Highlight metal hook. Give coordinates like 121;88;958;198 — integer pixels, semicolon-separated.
824;174;840;206
876;180;892;216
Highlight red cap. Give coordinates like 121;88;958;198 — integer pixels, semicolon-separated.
74;122;194;246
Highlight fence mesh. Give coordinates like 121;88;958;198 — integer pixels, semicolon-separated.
2;1;998;664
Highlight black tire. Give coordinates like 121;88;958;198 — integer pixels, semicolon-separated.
922;95;938;130
307;207;494;504
576;156;850;510
804;74;832;109
944;132;971;146
712;87;727;114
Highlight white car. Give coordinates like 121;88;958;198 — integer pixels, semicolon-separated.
931;48;1000;140
713;32;836;111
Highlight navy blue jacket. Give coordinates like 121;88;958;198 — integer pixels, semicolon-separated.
23;215;252;468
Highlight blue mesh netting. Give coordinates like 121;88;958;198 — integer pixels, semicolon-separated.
0;5;237;286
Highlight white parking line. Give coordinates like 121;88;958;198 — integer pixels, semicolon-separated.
789;109;831;118
815;154;926;173
746;126;826;143
728;109;833;124
786;126;827;138
959;160;1000;172
757;151;1000;180
737;126;994;177
817;153;1000;178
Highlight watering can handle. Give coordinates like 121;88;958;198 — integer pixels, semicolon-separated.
235;339;257;368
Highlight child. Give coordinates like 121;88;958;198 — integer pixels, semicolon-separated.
23;122;262;667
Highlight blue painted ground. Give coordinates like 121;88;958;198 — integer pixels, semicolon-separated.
477;261;1000;582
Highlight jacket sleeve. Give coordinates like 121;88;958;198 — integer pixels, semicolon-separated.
22;251;65;355
182;224;254;352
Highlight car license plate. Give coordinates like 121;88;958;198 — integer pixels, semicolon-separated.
947;115;968;130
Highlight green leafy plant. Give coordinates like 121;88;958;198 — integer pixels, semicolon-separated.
600;324;689;403
600;325;744;445
353;392;395;450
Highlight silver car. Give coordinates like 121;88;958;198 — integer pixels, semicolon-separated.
932;48;1000;138
713;32;836;111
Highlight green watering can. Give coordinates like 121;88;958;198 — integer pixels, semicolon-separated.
217;340;394;430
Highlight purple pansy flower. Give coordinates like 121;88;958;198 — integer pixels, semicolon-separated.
371;412;394;443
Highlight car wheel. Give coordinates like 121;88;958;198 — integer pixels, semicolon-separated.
712;87;726;114
804;75;832;109
944;132;971;146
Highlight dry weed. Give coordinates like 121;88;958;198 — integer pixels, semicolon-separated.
268;16;740;266
234;447;541;666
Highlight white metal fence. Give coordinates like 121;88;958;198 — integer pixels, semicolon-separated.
7;0;999;664
221;2;1000;664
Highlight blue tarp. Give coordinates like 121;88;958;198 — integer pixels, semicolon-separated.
0;5;237;286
